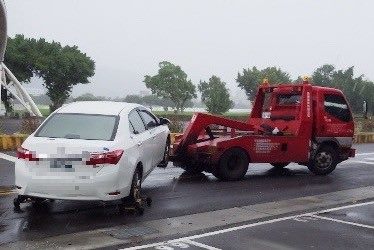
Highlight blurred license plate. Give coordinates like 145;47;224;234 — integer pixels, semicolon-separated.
51;160;74;172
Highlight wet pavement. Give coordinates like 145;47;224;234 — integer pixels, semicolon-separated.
0;144;373;247
143;202;374;250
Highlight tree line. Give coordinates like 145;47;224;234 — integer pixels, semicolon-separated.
143;62;374;115
3;34;373;115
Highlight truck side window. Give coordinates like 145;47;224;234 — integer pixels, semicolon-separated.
324;94;352;122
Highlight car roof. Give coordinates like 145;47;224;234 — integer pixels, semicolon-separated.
56;101;143;115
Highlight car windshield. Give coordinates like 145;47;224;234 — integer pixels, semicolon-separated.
35;113;118;141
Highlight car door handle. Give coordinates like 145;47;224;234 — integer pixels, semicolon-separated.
137;142;143;147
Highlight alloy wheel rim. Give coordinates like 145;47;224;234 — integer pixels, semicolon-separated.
316;151;332;169
133;173;141;200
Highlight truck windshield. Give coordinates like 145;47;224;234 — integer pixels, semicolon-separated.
35;113;119;141
277;94;301;105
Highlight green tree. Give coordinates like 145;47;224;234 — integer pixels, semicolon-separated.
4;35;95;112
236;66;292;100
312;65;374;115
144;61;196;112
37;42;95;111
198;75;233;114
73;93;103;102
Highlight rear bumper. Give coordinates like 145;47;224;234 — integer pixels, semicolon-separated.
15;161;132;201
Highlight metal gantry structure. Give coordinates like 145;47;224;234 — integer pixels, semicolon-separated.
0;0;42;116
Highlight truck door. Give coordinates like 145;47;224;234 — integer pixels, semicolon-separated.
319;93;354;141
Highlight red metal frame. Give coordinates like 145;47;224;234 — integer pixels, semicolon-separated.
171;80;354;171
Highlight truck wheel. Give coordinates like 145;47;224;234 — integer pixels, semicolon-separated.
215;148;249;181
308;146;337;175
271;163;289;169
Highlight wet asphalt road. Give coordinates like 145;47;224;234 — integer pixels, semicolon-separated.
0;144;373;245
148;202;374;250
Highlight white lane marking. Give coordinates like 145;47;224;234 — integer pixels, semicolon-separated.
365;157;374;161
349;160;374;165
310;215;374;229
356;153;374;156
123;201;374;250
0;152;17;163
182;239;221;250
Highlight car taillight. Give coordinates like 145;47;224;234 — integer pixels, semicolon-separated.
17;147;39;161
86;149;124;166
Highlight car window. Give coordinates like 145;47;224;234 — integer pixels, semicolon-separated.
35;113;118;141
324;94;352;122
128;109;146;134
139;110;158;129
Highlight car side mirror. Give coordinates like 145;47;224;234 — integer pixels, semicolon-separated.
159;117;171;125
146;121;157;129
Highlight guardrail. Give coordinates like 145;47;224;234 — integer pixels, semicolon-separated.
0;133;373;151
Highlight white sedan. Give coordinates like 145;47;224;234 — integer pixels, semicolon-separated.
15;101;170;206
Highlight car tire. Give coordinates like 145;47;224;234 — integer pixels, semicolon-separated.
271;163;289;169
214;148;249;181
308;145;337;175
158;137;170;168
129;168;142;203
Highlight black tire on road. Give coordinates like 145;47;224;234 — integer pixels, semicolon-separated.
214;148;249;181
129;168;142;203
308;145;337;175
158;137;170;168
271;163;289;169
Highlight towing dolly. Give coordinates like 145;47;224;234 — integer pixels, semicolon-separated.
170;78;355;180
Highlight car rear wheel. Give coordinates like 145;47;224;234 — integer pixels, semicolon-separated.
214;148;249;181
158;137;170;168
308;145;337;175
129;168;142;203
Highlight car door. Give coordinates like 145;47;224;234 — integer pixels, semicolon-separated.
138;109;164;166
128;109;153;176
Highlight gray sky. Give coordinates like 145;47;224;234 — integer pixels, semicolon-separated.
6;0;374;99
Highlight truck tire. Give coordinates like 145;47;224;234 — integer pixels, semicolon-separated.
214;148;249;181
308;145;337;175
271;163;289;169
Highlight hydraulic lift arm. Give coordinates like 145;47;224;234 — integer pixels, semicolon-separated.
173;112;254;156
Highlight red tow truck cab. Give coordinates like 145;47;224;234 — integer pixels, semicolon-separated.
171;78;355;180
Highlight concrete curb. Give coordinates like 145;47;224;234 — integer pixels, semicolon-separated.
354;132;374;143
0;134;28;151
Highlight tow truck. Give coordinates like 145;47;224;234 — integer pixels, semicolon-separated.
170;77;355;181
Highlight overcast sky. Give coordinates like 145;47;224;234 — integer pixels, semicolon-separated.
6;0;374;99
